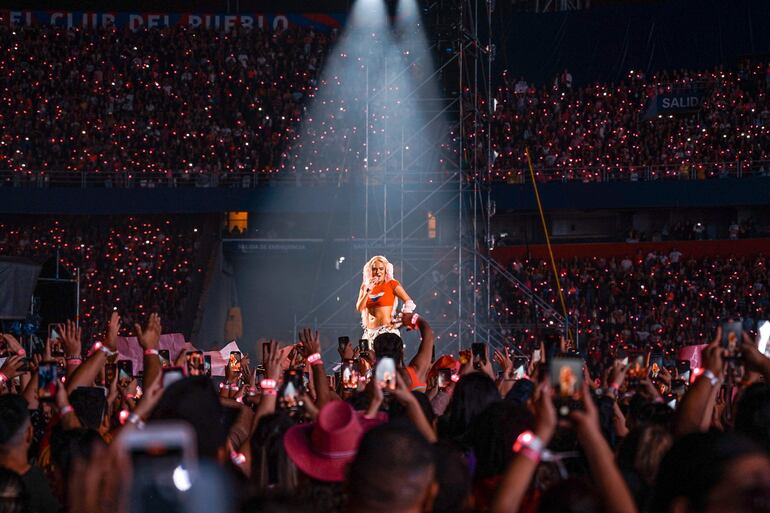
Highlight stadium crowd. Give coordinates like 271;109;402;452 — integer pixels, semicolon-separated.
1;24;770;184
0;216;209;341
493;251;770;369
0;299;769;513
486;62;770;182
0;24;332;185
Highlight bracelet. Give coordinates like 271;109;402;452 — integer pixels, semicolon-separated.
409;313;420;329
230;451;246;465
229;383;240;391
247;386;258;397
119;409;130;424
60;405;75;417
260;378;277;390
0;372;7;384
127;413;146;429
65;356;83;363
89;342;117;358
16;348;26;357
143;349;159;356
512;430;544;463
701;369;720;386
307;353;323;366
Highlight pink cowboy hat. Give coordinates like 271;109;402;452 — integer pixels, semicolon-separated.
283;400;385;482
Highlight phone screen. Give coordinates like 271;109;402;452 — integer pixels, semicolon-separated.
721;321;743;352
550;357;583;416
186;351;204;376
512;356;528;380
757;320;770;356
105;363;117;385
204;355;212;376
649;354;664;378
229;351;242;373
341;359;359;390
358;339;371;354
471;343;486;365
49;325;64;357
129;445;188;512
676;360;691;382
158;350;171;368
38;362;59;401
437;368;452;389
118;360;133;387
162;367;185;388
375;357;396;391
532;349;541;363
279;370;303;411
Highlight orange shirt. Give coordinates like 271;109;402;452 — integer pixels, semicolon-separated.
365;279;400;309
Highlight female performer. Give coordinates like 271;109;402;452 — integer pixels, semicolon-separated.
356;255;415;342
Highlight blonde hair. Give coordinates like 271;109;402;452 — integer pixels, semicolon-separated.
360;256;397;327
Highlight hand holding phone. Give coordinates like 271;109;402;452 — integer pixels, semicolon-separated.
38;361;60;401
375;357;396;391
229;351;242;373
550;357;584;417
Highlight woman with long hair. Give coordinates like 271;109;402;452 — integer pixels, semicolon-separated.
356;255;415;342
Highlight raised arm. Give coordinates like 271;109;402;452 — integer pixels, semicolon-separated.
394;284;413;307
298;328;332;408
356;282;370;313
66;314;119;393
404;312;434;379
134;313;162;389
673;331;724;437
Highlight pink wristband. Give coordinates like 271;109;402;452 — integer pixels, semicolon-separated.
60;405;75;417
307;353;323;365
262;388;277;397
16;348;26;357
260;379;277;390
0;372;8;384
144;349;159;356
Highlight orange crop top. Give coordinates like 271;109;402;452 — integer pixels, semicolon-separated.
365;279;400;309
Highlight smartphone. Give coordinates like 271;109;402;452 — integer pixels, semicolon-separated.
437;368;453;389
118;360;133;387
279;369;304;411
721;321;743;352
471;342;486;366
616;346;629;366
358;339;371;355
671;379;687;396
375;357;396;391
158;349;171;368
340;359;359;390
38;361;60;402
105;363;117;385
162;367;185;388
338;336;350;352
229;351;242;373
512;356;528;380
757;320;770;356
550;357;584;416
676;360;691;382
663;392;677;410
186;351;204;376
204;355;212;377
532;349;542;363
649;353;664;379
119;422;198;513
48;324;65;357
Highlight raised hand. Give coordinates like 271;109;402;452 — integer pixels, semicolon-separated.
61;320;82;357
263;340;283;381
494;348;513;378
0;355;26;380
297;328;321;357
532;380;557;443
105;312;121;352
133;313;161;351
2;333;24;355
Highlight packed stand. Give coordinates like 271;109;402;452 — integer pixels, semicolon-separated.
494;251;770;372
1;288;769;513
0;216;208;341
0;24;332;185
485;62;770;182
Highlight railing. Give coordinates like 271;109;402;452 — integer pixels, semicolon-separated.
492;159;770;184
0;159;768;188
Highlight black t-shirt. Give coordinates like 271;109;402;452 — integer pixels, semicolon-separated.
21;464;60;513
